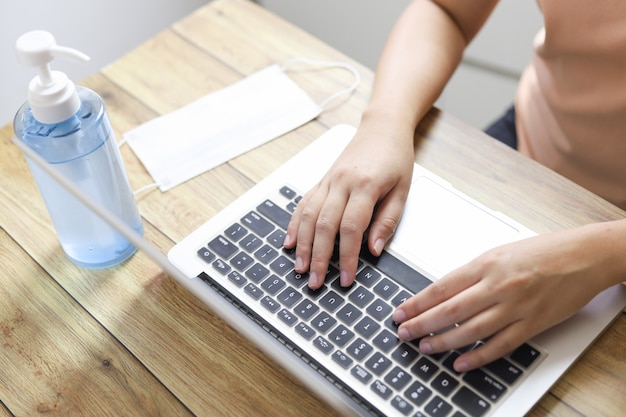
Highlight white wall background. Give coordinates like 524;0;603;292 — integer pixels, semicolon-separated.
2;0;543;131
258;0;543;129
0;0;206;127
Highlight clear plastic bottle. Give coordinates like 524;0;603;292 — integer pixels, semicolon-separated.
13;31;143;269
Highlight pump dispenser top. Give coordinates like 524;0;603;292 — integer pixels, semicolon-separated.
15;30;90;124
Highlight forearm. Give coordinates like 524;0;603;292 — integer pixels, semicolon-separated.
363;0;498;132
582;218;626;289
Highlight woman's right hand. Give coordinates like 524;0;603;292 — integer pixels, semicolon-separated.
283;118;417;290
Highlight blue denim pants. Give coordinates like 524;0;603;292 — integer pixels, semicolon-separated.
484;105;518;150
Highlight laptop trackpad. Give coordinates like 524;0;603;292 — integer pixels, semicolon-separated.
391;176;522;279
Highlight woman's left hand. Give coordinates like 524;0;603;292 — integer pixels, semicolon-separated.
393;222;625;372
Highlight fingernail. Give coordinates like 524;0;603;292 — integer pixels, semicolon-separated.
398;327;411;341
283;233;292;247
455;361;469;373
393;309;407;323
420;341;433;354
340;270;350;287
308;272;319;288
373;238;385;256
295;256;303;271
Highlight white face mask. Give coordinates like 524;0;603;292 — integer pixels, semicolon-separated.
122;58;360;192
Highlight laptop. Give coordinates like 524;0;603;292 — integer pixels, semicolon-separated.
16;124;626;417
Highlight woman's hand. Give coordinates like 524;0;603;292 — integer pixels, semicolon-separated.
393;222;626;372
284;119;416;289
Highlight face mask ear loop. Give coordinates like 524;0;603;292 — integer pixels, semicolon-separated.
132;182;161;196
281;58;361;111
116;137;161;196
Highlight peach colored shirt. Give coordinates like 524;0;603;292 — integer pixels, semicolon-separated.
515;0;626;210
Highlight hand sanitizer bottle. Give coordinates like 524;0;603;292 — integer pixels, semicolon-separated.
13;31;143;269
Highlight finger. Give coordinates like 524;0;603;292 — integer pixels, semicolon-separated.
396;281;496;342
367;186;407;256
337;193;378;287
414;301;514;356
284;185;317;249
290;186;328;275
393;264;482;324
308;189;350;289
452;320;529;372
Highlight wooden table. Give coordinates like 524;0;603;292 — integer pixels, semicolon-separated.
1;0;624;416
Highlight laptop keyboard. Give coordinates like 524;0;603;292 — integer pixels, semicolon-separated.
195;185;543;417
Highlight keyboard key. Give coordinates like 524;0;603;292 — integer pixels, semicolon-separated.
412;357;439;382
286;202;298;213
294;299;319;320
452;387;490;417
260;274;285;295
266;229;286;248
244;283;263;300
354;316;380;339
257;199;292;230
366;298;393;321
356;266;381;287
260;296;281;313
295;322;316;340
270;255;294;275
279;185;297;199
463;369;506;402
212;258;231;275
385;316;400;332
239;233;263;253
319;290;345;312
208;236;238;259
277;309;297;326
277;287;302;307
245;263;269;283
303;284;327;299
404;381;432;406
373;277;399;300
312;336;334;354
241;211;274;237
328;325;355;347
485;357;522;385
348;286;375;308
282;246;296;259
285;269;309;287
228;271;247;287
347;338;373;361
372;329;399;353
365;352;392;376
351;365;372;384
311;311;337;333
331;277;355;294
371;380;393;400
332;350;353;369
510;343;541;368
360;247;432;294
391;395;414;416
336;303;362;325
230;252;254;271
197;247;216;263
392;343;419;367
432;371;460;397
224;223;248;241
254;244;279;263
391;289;413;307
424;396;452;417
385;366;412;390
443;351;461;374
